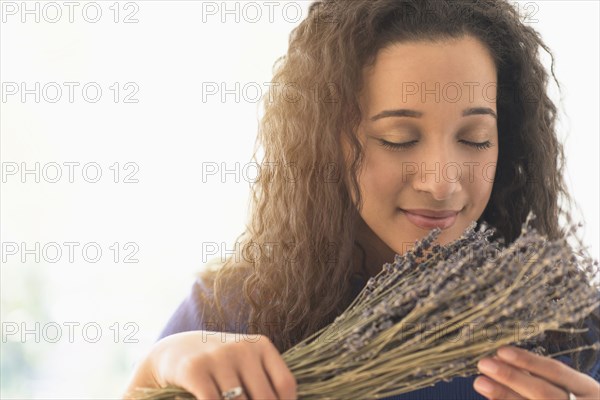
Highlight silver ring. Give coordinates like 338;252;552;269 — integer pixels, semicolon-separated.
568;391;577;400
221;386;244;400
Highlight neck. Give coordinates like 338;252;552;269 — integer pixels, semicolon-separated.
352;215;397;279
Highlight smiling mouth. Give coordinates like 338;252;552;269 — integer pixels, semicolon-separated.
398;208;462;230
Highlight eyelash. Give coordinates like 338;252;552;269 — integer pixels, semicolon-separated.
378;139;493;151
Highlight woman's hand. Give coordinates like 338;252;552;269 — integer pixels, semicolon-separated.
473;345;600;399
123;330;298;400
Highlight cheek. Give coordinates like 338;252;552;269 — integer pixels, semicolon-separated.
360;152;404;203
466;153;497;209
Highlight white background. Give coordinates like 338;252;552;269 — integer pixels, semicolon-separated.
1;1;598;398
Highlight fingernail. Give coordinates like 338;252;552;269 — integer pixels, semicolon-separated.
497;347;518;361
478;358;499;374
474;377;494;393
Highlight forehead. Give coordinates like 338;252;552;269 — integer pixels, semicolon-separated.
360;36;498;113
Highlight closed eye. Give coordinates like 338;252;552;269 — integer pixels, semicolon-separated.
378;139;417;150
459;140;493;150
378;139;493;151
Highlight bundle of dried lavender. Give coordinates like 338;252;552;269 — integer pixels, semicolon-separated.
131;211;600;400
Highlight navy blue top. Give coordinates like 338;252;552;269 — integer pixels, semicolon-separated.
157;273;600;399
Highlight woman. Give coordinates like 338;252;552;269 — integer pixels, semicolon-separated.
124;0;600;399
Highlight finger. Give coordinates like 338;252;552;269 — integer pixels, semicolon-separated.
473;375;527;400
492;354;532;376
211;365;249;400
237;357;279;400
477;356;569;399
179;370;222;400
496;346;598;394
261;342;298;400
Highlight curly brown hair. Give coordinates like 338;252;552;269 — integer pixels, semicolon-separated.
200;0;599;373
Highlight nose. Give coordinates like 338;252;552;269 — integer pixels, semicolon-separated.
410;146;462;201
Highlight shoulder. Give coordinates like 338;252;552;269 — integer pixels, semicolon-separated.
156;266;251;341
552;304;600;382
580;305;600;381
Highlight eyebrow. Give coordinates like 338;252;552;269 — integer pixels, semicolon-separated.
370;107;497;121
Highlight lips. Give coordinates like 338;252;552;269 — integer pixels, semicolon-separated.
399;208;461;230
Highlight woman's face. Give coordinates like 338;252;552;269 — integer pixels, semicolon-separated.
344;35;499;255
